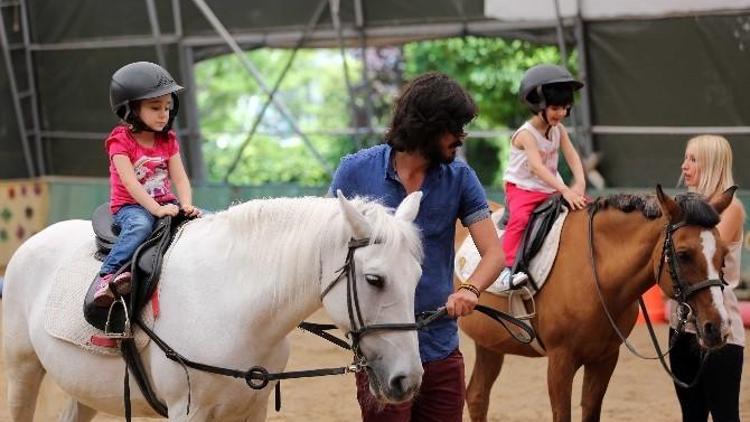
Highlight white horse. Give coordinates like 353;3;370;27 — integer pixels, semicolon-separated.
3;192;426;421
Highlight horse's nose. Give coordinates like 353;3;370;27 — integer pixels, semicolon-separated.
388;373;416;402
703;321;723;346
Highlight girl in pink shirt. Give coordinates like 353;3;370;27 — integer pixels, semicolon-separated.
94;62;199;307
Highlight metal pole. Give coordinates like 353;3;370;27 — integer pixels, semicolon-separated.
552;0;568;64
190;0;333;175
573;11;593;156
173;0;206;183
19;0;44;174
222;0;328;183
0;6;35;176
145;0;166;66
354;0;376;146
329;0;361;149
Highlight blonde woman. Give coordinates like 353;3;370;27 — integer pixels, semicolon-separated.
669;135;745;422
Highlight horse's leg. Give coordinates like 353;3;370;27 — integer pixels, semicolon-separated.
466;342;505;422
547;352;581;422
58;398;97;422
5;348;45;422
580;351;619;422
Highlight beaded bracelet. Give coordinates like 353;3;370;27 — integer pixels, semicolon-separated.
458;282;480;298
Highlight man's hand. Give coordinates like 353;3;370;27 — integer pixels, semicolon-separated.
446;288;479;317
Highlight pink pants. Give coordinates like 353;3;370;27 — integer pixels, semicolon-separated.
503;182;553;267
355;349;465;422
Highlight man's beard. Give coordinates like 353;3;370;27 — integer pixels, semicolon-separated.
423;141;462;165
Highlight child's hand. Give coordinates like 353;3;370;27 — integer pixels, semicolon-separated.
571;182;586;196
154;203;180;217
181;204;201;218
562;188;587;210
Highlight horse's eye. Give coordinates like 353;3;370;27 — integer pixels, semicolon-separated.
676;251;691;262
365;274;385;288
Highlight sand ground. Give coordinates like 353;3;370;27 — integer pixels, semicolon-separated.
0;307;747;421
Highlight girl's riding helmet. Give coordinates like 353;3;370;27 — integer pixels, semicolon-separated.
519;64;583;114
109;61;184;132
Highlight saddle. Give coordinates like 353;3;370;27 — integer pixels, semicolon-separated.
83;203;187;333
501;193;566;291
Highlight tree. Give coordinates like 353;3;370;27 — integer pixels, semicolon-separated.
195;38;573;186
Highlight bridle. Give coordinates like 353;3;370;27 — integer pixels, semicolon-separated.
317;237;536;360
587;206;723;388
655;221;725;327
319;237;444;368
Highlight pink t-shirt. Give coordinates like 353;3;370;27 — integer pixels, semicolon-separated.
106;125;179;213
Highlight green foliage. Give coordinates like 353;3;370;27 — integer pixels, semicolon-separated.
195;49;358;185
195;38;577;187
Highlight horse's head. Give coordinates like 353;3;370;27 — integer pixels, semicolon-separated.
654;185;736;349
322;191;424;403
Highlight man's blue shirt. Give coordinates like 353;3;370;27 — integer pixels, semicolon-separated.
329;144;490;362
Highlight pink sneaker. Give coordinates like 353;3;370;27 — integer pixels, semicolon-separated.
93;274;115;307
112;271;132;295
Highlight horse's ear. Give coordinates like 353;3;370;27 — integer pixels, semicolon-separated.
709;186;737;214
656;184;681;222
395;191;423;222
337;190;372;239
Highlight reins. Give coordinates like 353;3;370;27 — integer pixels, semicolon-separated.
587;205;711;388
124;236;534;419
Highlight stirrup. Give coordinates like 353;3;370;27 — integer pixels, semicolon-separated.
507;286;536;320
103;296;133;339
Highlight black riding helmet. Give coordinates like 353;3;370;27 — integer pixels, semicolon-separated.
109;61;184;133
519;64;583;115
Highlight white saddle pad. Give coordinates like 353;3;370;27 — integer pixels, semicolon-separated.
44;239;157;356
454;207;568;356
455;206;568;297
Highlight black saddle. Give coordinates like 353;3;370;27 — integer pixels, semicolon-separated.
84;203;188;332
500;194;566;291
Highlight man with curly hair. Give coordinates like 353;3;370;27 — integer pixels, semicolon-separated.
329;72;504;421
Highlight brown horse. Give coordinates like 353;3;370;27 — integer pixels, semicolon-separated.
457;186;735;422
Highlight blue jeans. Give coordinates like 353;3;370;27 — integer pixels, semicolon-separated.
99;205;156;275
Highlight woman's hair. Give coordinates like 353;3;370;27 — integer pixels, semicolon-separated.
386;72;477;154
682;134;735;199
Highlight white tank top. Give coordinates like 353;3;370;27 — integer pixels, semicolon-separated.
668;238;745;346
504;121;564;194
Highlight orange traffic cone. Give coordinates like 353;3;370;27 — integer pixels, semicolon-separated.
637;285;666;323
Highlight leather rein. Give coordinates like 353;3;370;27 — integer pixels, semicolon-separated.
127;236;534;418
587;206;724;388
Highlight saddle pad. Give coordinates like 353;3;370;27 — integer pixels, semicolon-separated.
44;238;157;356
455;206;568;297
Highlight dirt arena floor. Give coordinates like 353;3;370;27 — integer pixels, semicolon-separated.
0;307;747;421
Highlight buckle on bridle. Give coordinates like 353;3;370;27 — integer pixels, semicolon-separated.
676;302;694;327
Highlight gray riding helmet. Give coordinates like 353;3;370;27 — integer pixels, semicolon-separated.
109;61;184;132
519;64;583;113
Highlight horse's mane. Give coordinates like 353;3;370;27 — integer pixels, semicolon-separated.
188;196;422;307
591;192;720;227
